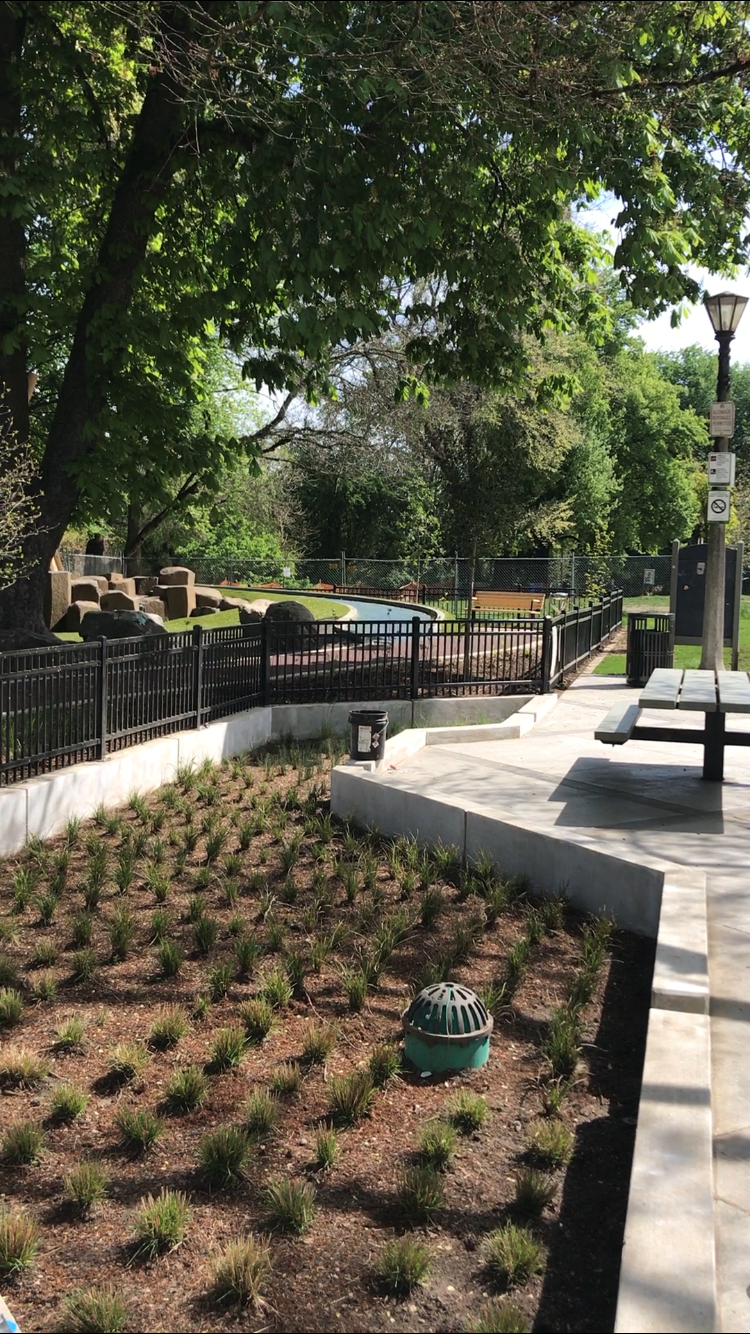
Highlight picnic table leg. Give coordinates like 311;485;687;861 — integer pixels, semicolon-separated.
703;710;726;782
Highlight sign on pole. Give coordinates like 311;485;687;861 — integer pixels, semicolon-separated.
710;401;736;436
707;491;732;524
708;452;736;486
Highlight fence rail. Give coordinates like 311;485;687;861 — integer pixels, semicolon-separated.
0;593;621;786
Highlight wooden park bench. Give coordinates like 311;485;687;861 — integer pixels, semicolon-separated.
472;591;545;616
595;668;750;781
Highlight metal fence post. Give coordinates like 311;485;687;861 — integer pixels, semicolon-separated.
192;625;204;727
260;617;271;706
541;616;553;693
410;616;421;700
98;635;108;759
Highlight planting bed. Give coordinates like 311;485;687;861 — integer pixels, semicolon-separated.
0;737;653;1333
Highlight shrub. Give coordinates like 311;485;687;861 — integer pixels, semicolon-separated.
32;938;58;968
329;1069;375;1126
419;886;445;929
208;962;233;1000
0;954;21;988
446;1090;488;1133
58;1285;129;1334
244;1087;277;1139
2;1118;45;1164
368;1042;401;1088
539;895;566;933
0;987;24;1027
418;1120;457;1170
284;947;306;989
484;1223;544;1288
209;1025;246;1072
70;910;93;947
341;966;369;1012
234;935;260;977
466;1299;531;1333
211;1234;271;1308
314;1126;340;1170
36;891;60;927
165;1064;208;1113
198;1126;250;1188
525;1120;574;1168
239;998;274;1043
514;1168;557;1216
398;1165;446;1224
301;1021;337;1065
375;1236;431;1294
64;1161;109;1213
0;1045;50;1087
133;1189;191;1259
107;907;135;961
0;1207;39;1274
55;1015;86;1051
146;865;171;903
258;966;293;1009
542;1010;580;1080
262;1175;316;1234
71;948;98;983
193;915;219;955
158;938;184;977
565;969;597;1013
49;1083;89;1123
115;1105;162;1152
108;1042;149;1083
270;1061;302;1096
149;1005;188;1049
205;827;228;863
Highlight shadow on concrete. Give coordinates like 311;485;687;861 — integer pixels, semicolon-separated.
533;930;654;1333
546;754;725;834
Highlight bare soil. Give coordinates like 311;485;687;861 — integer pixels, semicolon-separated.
0;739;653;1333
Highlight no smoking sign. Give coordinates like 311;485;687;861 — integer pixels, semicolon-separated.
707;490;731;523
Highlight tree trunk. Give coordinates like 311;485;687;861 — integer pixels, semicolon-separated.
0;6;29;447
0;5;191;632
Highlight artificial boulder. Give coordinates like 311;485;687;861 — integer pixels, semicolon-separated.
263;600;315;624
195;586;222;608
101;590;138;611
239;599;272;625
140;597;166;618
108;575;137;596
156;584;196;619
80;610;168;640
190;605;218;617
134;576;158;596
44;569;72;630
64;600;101;632
159;566;195;587
70;578;101;605
219;596;253;612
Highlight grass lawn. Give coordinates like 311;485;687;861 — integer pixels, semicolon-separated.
0;739;652;1334
595;595;750;674
56;590;349;642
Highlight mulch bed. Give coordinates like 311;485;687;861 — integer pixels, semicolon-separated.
0;738;653;1333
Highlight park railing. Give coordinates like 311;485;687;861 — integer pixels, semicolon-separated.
0;592;621;786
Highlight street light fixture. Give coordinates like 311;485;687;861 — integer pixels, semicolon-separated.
700;290;748;672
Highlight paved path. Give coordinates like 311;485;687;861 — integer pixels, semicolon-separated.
384;674;750;1333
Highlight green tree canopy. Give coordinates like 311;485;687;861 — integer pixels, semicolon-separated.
5;1;750;628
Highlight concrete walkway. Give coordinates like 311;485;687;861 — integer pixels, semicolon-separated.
380;674;750;1333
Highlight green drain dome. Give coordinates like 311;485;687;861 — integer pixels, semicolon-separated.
403;983;493;1046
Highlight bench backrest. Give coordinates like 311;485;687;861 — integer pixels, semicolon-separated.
473;592;545;613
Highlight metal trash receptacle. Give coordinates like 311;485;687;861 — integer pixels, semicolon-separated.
626;612;675;687
348;709;389;763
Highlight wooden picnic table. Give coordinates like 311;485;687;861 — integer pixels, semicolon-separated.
595;668;750;782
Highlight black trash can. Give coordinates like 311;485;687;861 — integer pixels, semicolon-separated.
348;709;389;763
626;612;675;687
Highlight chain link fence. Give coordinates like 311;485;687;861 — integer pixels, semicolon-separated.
61;549;671;601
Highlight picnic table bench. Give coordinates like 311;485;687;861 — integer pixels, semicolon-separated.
595;668;750;781
472;592;545;616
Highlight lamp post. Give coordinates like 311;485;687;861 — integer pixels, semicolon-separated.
700;291;748;672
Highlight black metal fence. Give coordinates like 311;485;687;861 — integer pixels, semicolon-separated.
0;592;621;786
